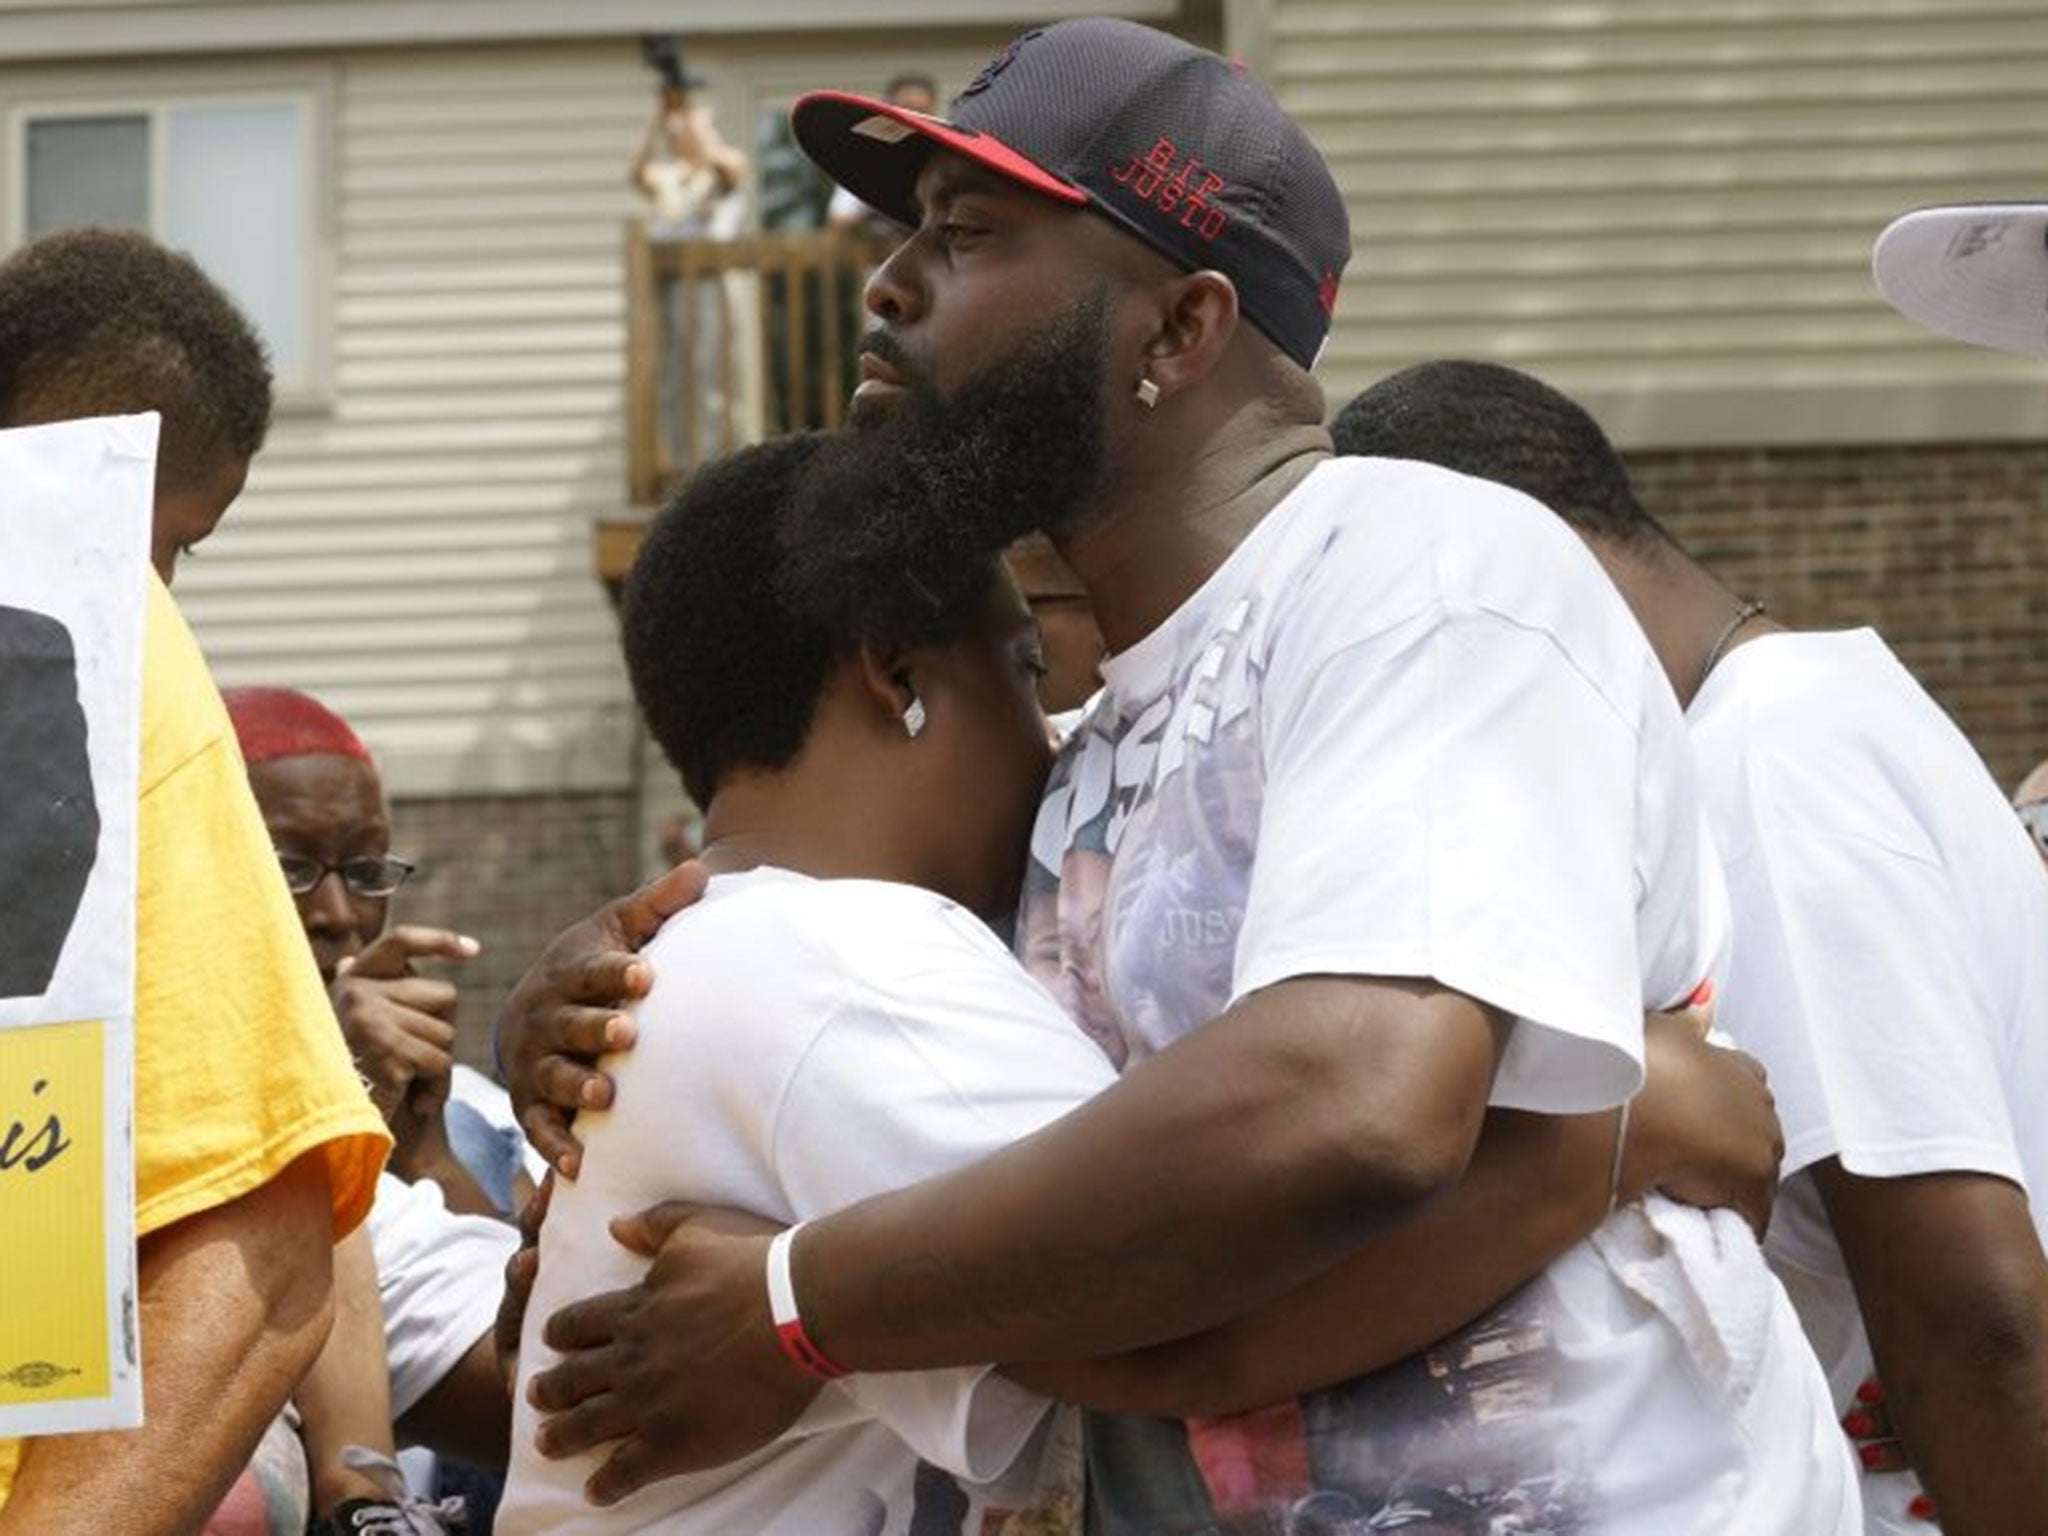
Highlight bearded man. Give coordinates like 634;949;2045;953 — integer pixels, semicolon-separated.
496;20;1855;1534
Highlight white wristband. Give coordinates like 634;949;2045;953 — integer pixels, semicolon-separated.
765;1223;846;1380
766;1226;801;1326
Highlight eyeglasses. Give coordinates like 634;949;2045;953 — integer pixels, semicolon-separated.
275;852;416;899
2017;801;2048;853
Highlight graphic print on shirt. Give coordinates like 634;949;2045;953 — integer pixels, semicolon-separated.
1017;595;1265;1070
0;605;99;1001
1016;596;1599;1536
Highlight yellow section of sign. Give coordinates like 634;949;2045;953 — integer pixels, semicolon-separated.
0;1020;107;1406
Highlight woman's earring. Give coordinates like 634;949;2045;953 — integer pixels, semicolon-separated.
902;697;927;738
1135;376;1161;409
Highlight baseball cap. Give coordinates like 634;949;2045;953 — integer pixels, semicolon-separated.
792;18;1350;371
1872;202;2048;356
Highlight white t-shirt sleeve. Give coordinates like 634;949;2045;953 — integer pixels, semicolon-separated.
1726;825;2025;1197
773;930;1117;1482
1235;601;1648;1114
365;1173;520;1416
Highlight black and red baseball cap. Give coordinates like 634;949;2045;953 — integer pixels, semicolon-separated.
791;17;1350;371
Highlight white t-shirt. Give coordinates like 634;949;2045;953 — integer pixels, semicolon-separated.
497;868;1117;1536
365;1171;519;1417
1018;456;1857;1536
1689;628;2048;1535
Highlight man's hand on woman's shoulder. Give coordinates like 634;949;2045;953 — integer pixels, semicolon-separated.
494;861;708;1175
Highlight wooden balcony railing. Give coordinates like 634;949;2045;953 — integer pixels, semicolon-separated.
621;220;894;510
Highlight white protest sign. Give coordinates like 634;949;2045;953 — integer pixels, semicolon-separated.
0;413;155;1436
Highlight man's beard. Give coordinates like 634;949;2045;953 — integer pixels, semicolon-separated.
775;291;1113;648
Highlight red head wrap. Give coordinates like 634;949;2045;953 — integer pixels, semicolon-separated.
221;686;373;767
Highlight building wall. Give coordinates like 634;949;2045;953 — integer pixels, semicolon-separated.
382;786;641;1066
1248;0;2048;450
0;1;1188;61
178;41;658;801
1638;438;2048;791
0;39;664;798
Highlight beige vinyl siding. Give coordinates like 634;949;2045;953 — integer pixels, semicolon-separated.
0;0;1185;59
1247;0;2048;448
0;43;666;798
166;43;648;798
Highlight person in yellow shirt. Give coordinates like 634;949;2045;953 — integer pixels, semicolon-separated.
0;227;388;1533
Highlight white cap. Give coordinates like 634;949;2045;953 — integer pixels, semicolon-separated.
1872;202;2048;356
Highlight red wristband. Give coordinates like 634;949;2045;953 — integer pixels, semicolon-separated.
765;1225;848;1381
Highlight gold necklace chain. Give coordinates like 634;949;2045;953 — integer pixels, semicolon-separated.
1699;597;1767;694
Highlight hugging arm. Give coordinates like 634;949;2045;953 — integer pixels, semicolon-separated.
789;974;1511;1369
1013;1006;1779;1415
529;998;1777;1495
528;974;1510;1498
1009;1105;1611;1414
519;598;1746;1483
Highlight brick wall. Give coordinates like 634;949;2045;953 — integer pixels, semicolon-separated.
1631;440;2048;792
382;788;642;1067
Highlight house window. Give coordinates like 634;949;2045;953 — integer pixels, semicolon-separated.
16;95;319;394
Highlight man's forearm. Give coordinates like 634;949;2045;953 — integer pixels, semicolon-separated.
1015;1012;1779;1415
0;1154;337;1535
1817;1163;2048;1536
1010;1107;1613;1415
798;976;1506;1371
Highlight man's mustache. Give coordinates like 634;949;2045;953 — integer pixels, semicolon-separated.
857;329;922;389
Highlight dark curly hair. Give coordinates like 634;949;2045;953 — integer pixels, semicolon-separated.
622;432;1002;806
0;227;272;494
1331;359;1673;551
